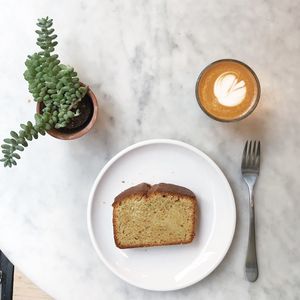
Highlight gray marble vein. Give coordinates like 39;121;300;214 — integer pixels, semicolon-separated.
0;0;299;299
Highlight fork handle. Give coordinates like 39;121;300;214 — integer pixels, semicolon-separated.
245;196;258;282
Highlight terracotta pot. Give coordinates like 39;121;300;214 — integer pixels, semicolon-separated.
36;85;98;140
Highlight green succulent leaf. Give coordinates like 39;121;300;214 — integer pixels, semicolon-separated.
10;131;19;139
16;145;24;151
3;138;13;144
26;134;32;141
1;144;10;150
45;123;51;130
21;140;28;147
12;153;21;159
19;130;26;138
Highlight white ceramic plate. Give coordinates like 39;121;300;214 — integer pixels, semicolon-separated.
87;139;236;291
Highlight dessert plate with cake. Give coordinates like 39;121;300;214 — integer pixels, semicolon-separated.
87;139;236;291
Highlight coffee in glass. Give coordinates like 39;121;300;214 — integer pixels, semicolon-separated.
195;59;260;122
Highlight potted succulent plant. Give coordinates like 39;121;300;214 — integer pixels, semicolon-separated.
1;17;98;167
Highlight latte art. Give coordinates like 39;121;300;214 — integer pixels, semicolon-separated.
213;73;246;107
196;59;260;122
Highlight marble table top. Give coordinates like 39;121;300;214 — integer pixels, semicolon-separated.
0;0;299;299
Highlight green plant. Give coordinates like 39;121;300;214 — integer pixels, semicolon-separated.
1;17;87;167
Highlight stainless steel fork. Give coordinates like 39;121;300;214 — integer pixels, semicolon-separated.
241;140;260;282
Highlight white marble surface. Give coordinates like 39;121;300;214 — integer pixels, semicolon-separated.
0;0;299;299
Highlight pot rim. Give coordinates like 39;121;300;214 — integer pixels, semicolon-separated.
36;84;98;140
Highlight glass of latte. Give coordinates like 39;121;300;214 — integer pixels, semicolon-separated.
195;59;260;122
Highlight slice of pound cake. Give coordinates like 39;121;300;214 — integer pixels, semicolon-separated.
112;183;198;249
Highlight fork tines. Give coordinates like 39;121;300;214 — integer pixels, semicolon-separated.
241;140;261;172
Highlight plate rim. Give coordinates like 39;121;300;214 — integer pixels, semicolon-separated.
87;139;236;291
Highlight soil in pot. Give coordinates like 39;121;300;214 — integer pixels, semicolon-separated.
58;93;94;134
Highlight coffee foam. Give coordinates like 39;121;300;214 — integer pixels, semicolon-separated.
213;73;246;107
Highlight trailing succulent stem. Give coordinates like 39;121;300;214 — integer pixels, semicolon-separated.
1;17;87;167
